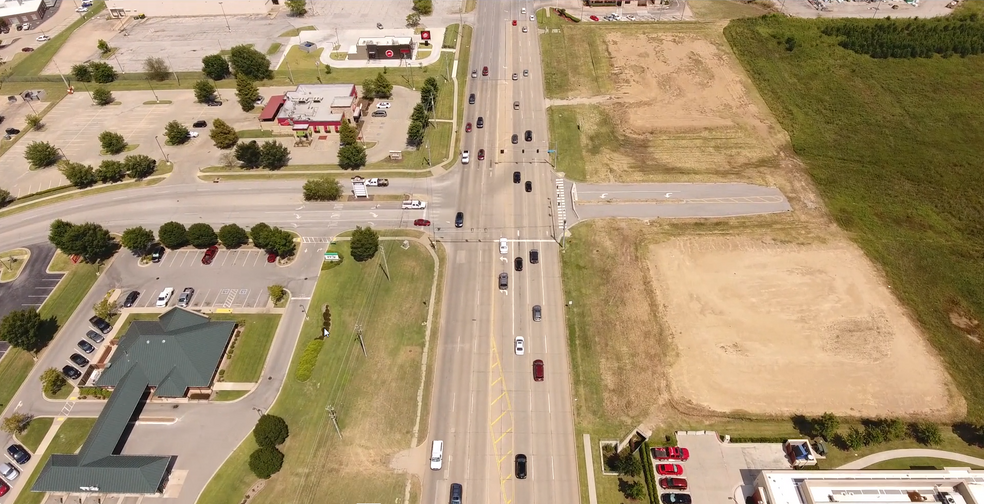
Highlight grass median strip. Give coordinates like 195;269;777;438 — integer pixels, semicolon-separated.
216;314;280;383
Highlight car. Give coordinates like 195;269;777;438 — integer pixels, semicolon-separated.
187;131;200;138
177;287;195;308
511;134;519;144
477;149;485;161
515;454;527;479
652;447;690;461
466;122;472;132
36;35;50;42
471;70;478;78
514;101;520;110
6;444;30;465
533;305;541;322
660;478;688;491
77;340;95;354
525;130;533;141
89;315;112;334
206;100;223;106
498;272;508;290
69;353;90;368
529;249;539;264
372;110;387;117
455;212;464;228
523;69;529;77
533;359;544;381
414;219;432;226
0;480;9;497
376;22;383;29
267;253;277;263
515;336;525;355
468;93;475;104
0;463;19;481
193;120;207;128
151;245;165;263
590;15;600;21
656;464;684;476
461;150;470;164
662;494;692;504
521;7;526;13
377;102;391;109
530;14;535;20
85;330;105;344
482;66;489;76
123;290;139;307
63;364;83;379
201;245;218;265
5;128;20;135
514;256;523;271
76;6;88;11
513;171;521;183
499;238;508;254
157;287;174;307
449;483;463;504
525;181;532;192
522;26;528;33
511;19;517;26
476;117;484;128
512;73;518;80
21;47;34;52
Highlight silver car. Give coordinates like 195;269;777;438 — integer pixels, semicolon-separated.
177;287;195;308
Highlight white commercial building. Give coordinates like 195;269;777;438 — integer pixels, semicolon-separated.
0;0;50;27
103;0;274;18
755;469;984;504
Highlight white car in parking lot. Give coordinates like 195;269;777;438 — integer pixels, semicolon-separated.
187;131;199;138
156;287;174;307
376;102;391;109
0;463;19;481
36;35;50;42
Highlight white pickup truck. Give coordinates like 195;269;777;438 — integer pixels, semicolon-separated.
402;199;427;210
365;178;389;187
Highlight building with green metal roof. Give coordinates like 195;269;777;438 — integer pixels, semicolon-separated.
31;308;236;495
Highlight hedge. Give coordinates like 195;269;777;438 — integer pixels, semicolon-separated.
640;441;659;504
294;339;325;382
725;436;790;443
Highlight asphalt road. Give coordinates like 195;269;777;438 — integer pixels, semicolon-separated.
0;243;62;321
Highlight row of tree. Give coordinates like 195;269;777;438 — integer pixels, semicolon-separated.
407;77;440;147
60;155;157;189
337;120;367;170
249;414;289;479
821;16;984;59
121;221;296;258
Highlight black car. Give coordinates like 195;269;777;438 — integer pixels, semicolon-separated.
515;257;523;271
468;93;475;105
193;120;207;128
6;444;30;464
525;130;533;141
4;127;20;135
529;249;539;264
513;171;521;183
511;134;519;144
515;454;527;479
662;494;692;504
477;117;484;128
69;353;90;368
151;245;165;263
123;290;139;308
77;340;95;354
449;483;463;504
206;100;223;106
455;212;464;228
85;330;105;344
525;181;532;192
88;315;112;334
62;365;82;380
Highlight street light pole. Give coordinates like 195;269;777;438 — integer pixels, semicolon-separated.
154;135;169;163
219;2;231;31
114;54;125;73
50;59;70;90
166;56;179;85
147;79;159;102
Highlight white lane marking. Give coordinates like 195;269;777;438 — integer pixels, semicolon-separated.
551;455;556;480
452;392;456;412
547;392;551;414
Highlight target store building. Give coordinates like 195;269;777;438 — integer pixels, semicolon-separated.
352;36;414;61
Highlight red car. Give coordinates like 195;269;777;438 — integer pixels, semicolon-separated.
478;149;485;161
482;66;489;76
533;359;544;381
201;245;218;265
466;123;472;132
656;464;683;476
414;219;431;226
512;19;517;26
22;47;35;52
652;447;690;461
0;480;9;497
590;15;599;21
660;478;688;490
267;252;277;263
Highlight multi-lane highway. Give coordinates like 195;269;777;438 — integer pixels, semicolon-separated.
422;2;579;504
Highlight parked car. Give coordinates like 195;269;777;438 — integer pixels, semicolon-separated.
660;478;688;490
177;287;195;308
414;219;432;227
123;290;139;308
656;464;683;476
69;353;90;368
652;447;690;461
206;100;223;106
36;35;50;42
156;287;174;307
77;340;95;354
590;15;600;21
6;444;30;465
515;336;525;355
88;315;112;334
187;131;199;138
0;480;9;497
62;365;82;380
662;494;692;504
151;245;165;263
376;102;391;109
0;463;19;481
533;359;544;381
76;6;88;11
267;253;277;263
201;245;218;265
193;120;207;128
371;110;387;117
515;454;527;479
85;330;105;344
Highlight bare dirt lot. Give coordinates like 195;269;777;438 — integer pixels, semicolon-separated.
648;235;962;419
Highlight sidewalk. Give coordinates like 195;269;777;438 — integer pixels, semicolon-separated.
838;449;984;470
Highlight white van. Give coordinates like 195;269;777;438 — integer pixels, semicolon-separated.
430;440;444;470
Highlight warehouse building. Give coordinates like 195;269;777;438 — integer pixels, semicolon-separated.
0;0;50;29
104;0;274;18
754;468;984;504
350;36;414;61
259;84;359;131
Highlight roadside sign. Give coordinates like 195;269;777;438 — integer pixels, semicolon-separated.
421;30;431;40
324;252;340;262
385;49;394;58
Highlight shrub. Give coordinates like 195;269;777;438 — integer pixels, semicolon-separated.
24;141;60;168
248;446;284;479
60;162;97;189
294;339;325;382
92;87;114;105
209;119;239;149
144;56;170;81
253;414;289;448
122;154;156;179
268;285;286;303
186;223;218;248
911;422;943;446
99;131;127;155
218;223;249;248
322;303;331;334
158;221;188;249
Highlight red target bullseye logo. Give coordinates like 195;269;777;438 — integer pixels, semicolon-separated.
385;49;394;58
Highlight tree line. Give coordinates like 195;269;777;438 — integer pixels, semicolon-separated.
406;76;440;148
821;15;984;59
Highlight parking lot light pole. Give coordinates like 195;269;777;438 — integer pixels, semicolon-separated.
219;2;231;31
147;79;159;102
154;135;169;163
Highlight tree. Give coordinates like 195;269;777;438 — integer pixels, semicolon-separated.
59;222;115;262
144;56;170;81
229;44;273;81
209;119;239;149
60;161;97;189
337;144;367;170
350;226;379;262
121;226;155;253
99;131;127;154
250;223;273;249
187;223;218;248
193;79;217;103
361;77;377;99
406;120;425;147
373;72;393;98
96;160;127;183
202;53;231;80
268;285;286;303
339;120;358;146
40;367;68;397
0;413;32;435
0;188;11;208
285;0;307;16
164;120;190;145
248;446;284;479
97;39;111;54
48;219;74;250
303;176;343;201
844;426;865;451
406;12;421;27
620;479;645;501
24;141;60;168
91;87;114;106
253;414;290;447
89;61;117;83
218;224;249;248
812;412;840;441
266;228;296;257
411;103;428;125
93;298;116;320
123;154;156;179
616;451;641;477
423;76;439;92
421;81;438;111
912;422;943;446
25;114;43;131
413;0;433;15
0;309;44;354
235;75;260;112
71;63;92;82
259;140;290;170
235;140;262;168
158;221;188;249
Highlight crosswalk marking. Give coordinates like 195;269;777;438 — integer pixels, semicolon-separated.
555;178;567;229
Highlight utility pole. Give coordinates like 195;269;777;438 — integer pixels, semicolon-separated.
167;56;180;85
147;79;159;102
379;243;391;281
114;54;125;74
561;219;568;248
356;324;367;357
51;59;70;90
326;405;342;439
286;61;295;84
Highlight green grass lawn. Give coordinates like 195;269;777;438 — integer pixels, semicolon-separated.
547;105;589;181
198;240;435;504
0;248;29;282
279;26;316;38
13;419;96;504
864;457;984;470
538;12;615;99
17;417;54;453
442;24;460;49
217;314;281;382
43;383;74;400
213;390;249;401
725;12;984;419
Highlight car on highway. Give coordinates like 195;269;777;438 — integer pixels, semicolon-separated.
533;359;544;381
62;365;82;380
469;93;475;104
511;19;517;26
77;340;95;354
514;101;520;110
662;494;692;504
471;70;477;78
414;219;431;226
656;464;683;476
498;272;508;290
523;69;529;77
267;253;277;263
455;212;464;228
533;305;541;321
477;117;484;128
513;171;521;183
157;287;174;307
525;130;533;141
530;14;535;20
515;454;527;479
512;73;518;80
466;122;472;132
478;149;485;160
376;102;391;109
499;238;508;254
201;245;218;265
525;181;532;193
461;150;470;164
36;35;50;42
522;26;528;33
529;249;539;263
450;483;463;504
21;47;35;53
177;287;195;308
193;120;207;128
652;447;690;461
85;330;105;344
0;462;20;481
89;315;112;334
69;353;90;368
514;257;523;271
511;134;518;144
522;7;526;13
482;66;489;76
76;6;88;11
590;15;600;21
515;336;525;355
123;290;139;308
660;478;688;490
6;444;30;465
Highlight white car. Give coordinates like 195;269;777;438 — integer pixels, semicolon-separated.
522;26;528;33
187;131;200;138
156;287;174;307
376;102;391;109
515;336;525;356
530;14;535;21
36;35;50;42
461;150;469;164
0;463;19;481
499;238;508;255
76;6;88;12
521;7;526;13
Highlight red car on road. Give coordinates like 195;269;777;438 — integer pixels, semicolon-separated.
201;245;218;265
590;15;600;21
414;219;431;226
656;464;683;476
660;478;688;490
482;66;489;76
652;447;690;461
466;123;472;132
478;149;485;160
533;359;544;381
512;19;517;26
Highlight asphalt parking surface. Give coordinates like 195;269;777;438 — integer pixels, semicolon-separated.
674;432;791;503
0;243;62;320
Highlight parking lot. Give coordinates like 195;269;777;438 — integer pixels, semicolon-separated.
674;432;791;503
0;244;62;318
